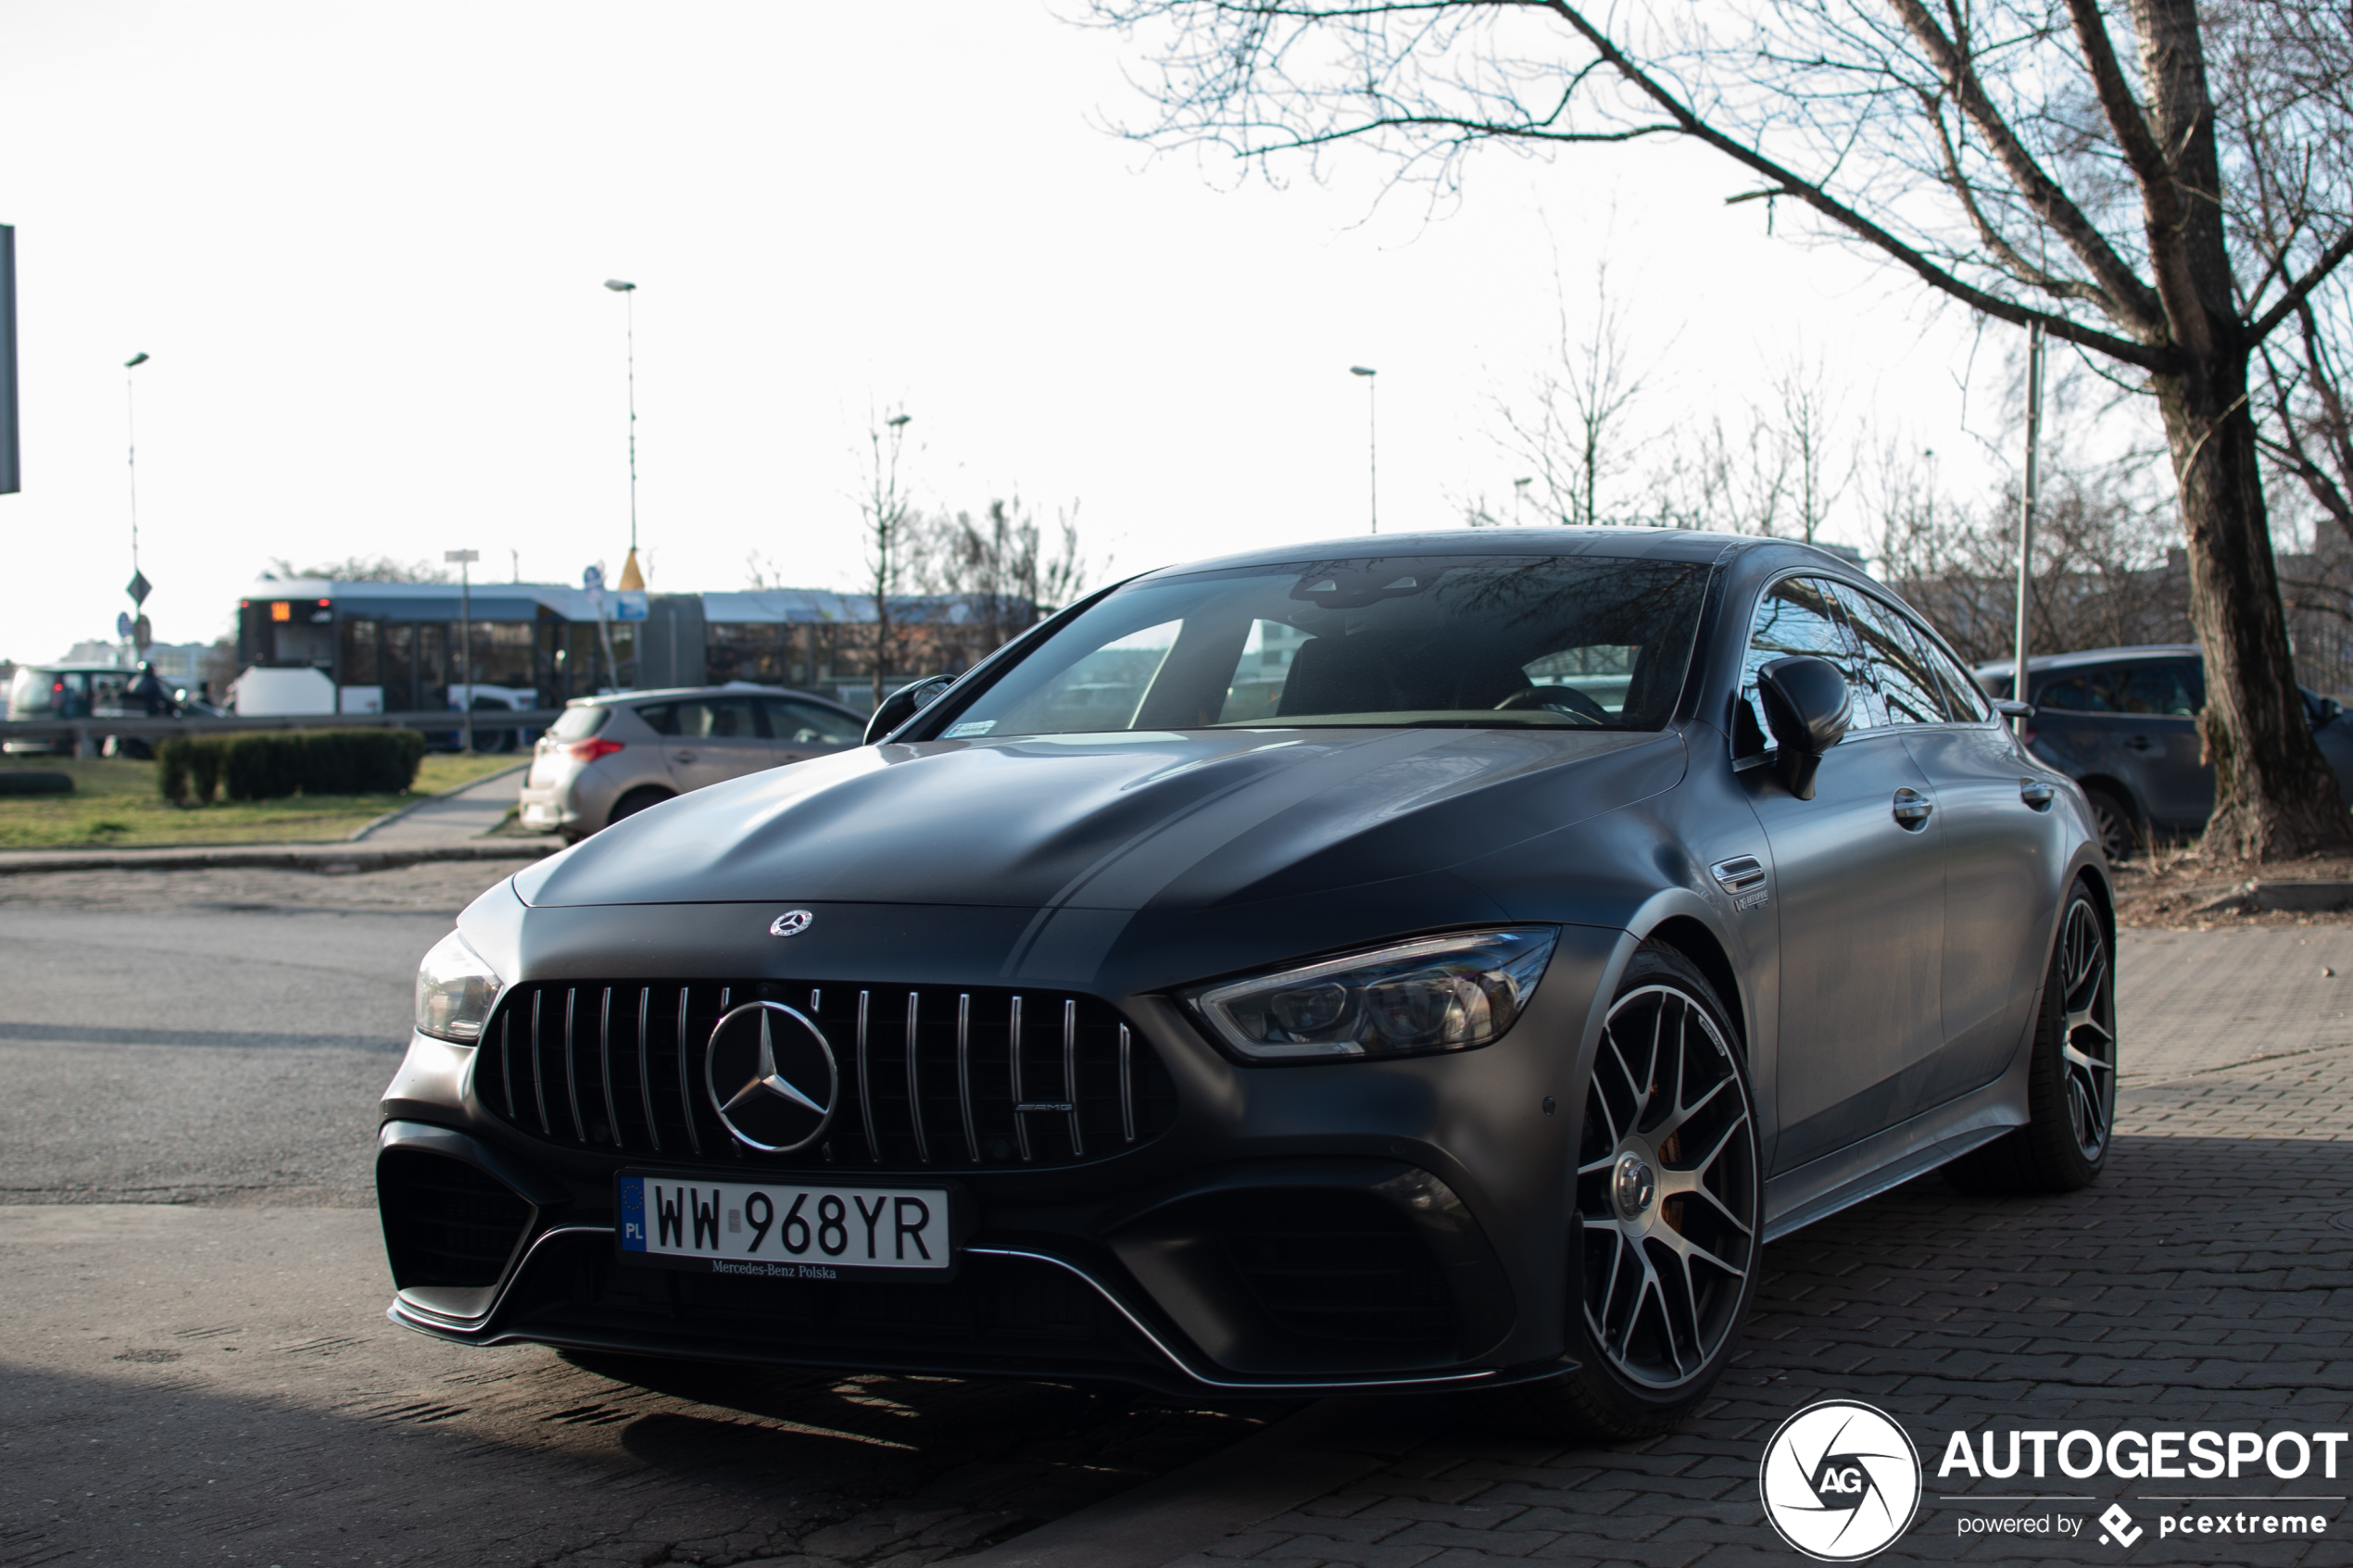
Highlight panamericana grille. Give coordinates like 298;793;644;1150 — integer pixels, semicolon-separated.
475;981;1176;1169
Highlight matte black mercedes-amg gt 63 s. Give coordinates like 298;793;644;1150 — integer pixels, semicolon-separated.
382;529;2112;1435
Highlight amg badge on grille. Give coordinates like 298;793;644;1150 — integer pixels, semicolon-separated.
705;1001;837;1152
769;909;814;937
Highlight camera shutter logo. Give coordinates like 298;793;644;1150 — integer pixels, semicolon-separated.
1759;1399;1921;1561
769;909;814;938
704;1001;837;1152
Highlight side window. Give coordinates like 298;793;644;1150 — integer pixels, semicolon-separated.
671;697;766;740
635;702;678;736
1739;576;1870;750
765;697;862;746
1922;641;1992;721
2120;659;2201;717
2033;668;2123;713
1834;587;1947;726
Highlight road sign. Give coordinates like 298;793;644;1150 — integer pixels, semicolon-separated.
132;614;151;650
117;611;133;640
614;590;648;621
582;564;605;592
126;570;151;606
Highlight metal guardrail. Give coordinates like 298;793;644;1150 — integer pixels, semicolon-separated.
0;709;568;758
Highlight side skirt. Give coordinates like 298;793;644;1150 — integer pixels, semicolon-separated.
1761;997;2039;1243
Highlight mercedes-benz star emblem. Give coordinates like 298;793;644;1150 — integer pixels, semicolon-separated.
769;909;814;937
704;1001;837;1152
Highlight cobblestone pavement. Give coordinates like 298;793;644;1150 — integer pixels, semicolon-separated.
1151;1001;2353;1565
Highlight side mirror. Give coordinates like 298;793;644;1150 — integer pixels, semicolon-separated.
862;675;955;746
1992;697;2033;721
1755;655;1851;801
2322;697;2344;727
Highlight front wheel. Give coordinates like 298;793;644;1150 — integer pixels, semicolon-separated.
1495;944;1762;1439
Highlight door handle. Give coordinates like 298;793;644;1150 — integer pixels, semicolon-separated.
1709;855;1767;895
673;749;698;763
2124;734;2154;751
1892;787;1934;829
2020;779;2056;809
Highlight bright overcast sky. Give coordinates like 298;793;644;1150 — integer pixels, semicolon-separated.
0;0;2012;663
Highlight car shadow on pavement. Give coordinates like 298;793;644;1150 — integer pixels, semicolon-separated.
1239;1131;2353;1567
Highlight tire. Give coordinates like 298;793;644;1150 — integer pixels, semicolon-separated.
1944;883;2116;1196
1493;943;1763;1440
602;785;674;832
2082;786;2139;863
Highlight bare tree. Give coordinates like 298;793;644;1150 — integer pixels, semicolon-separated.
859;410;918;709
1090;0;2353;858
2258;295;2353;547
915;496;1097;658
268;555;452;583
1764;354;1854;546
1487;263;1654;525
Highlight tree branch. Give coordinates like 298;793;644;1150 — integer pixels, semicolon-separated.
2247;224;2353;345
1881;0;2166;338
1527;0;2171;369
2059;0;2211;358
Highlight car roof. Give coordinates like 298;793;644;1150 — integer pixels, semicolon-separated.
1131;526;1832;579
1970;645;2201;677
568;684;858;714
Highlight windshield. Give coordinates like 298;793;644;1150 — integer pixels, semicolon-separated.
934;554;1710;740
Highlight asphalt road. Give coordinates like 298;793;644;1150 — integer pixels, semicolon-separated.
0;864;1276;1567
5;861;2350;1566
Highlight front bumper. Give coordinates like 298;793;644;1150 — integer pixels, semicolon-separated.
376;912;1625;1397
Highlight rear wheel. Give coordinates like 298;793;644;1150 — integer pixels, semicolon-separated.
2082;786;2139;863
1494;945;1761;1439
602;785;674;832
1944;884;2115;1195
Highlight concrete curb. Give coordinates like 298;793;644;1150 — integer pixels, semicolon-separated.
2190;878;2353;914
946;1397;1446;1568
0;840;560;877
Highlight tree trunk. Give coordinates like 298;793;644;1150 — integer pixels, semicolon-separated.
2159;351;2352;860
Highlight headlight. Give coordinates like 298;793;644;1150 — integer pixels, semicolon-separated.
1182;927;1558;1062
414;930;504;1044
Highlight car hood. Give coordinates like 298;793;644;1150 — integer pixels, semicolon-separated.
517;726;1687;912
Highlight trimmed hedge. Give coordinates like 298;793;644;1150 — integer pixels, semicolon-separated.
158;729;427;805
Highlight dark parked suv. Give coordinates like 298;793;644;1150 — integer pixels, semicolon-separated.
1974;645;2353;858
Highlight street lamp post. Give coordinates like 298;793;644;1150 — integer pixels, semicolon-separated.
1349;366;1378;533
2011;323;2045;731
446;549;480;753
123;353;152;657
603;280;641;586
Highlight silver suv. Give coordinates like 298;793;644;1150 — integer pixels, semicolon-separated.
517;685;866;842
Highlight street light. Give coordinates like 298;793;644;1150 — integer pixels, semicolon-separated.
446;549;480;753
1349;366;1378;533
603;280;643;592
123;353;152;645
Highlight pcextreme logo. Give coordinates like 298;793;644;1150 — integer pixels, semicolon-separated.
1759;1399;1923;1562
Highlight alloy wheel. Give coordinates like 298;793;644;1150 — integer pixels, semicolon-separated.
2056;898;2116;1161
1576;984;1758;1389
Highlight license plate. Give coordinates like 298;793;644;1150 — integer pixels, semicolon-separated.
617;1174;953;1281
